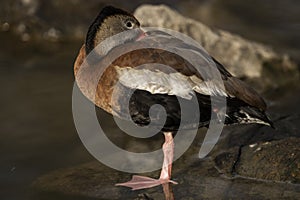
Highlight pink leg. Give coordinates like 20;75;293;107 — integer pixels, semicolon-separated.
115;132;178;190
160;132;174;180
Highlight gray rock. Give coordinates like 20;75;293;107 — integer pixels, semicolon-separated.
32;126;300;199
33;154;300;199
32;162;132;199
215;137;300;184
236;138;300;183
134;5;298;88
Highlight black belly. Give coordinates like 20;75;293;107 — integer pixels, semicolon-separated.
112;84;271;132
113;84;213;131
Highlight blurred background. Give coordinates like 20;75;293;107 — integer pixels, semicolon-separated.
1;0;299;59
0;0;299;199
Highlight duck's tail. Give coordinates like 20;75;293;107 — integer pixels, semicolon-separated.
226;106;274;128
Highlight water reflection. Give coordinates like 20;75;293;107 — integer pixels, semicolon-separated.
162;183;175;200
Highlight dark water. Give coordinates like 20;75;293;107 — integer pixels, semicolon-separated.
0;1;299;200
0;33;91;199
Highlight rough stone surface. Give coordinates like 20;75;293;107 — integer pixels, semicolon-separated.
32;118;300;199
33;162;128;200
134;5;298;87
33;153;300;200
215;138;300;184
236;138;300;183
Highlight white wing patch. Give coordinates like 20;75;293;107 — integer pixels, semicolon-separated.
237;110;270;126
115;66;227;100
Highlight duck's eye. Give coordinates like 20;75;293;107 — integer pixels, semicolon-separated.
125;21;133;29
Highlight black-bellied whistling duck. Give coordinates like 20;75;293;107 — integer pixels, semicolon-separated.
74;6;272;190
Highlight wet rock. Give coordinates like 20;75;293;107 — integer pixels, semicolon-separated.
33;158;300;199
32;126;300;199
32;111;300;199
236;138;300;183
33;162;142;199
214;146;240;175
176;170;300;200
215;137;300;183
134;5;298;89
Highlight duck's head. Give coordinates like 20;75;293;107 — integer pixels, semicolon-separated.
85;6;145;55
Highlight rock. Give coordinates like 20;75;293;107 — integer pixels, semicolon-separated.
134;5;298;89
33;158;300;199
32;125;300;199
236;138;300;183
32;162;138;199
215;137;300;184
214;146;240;175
